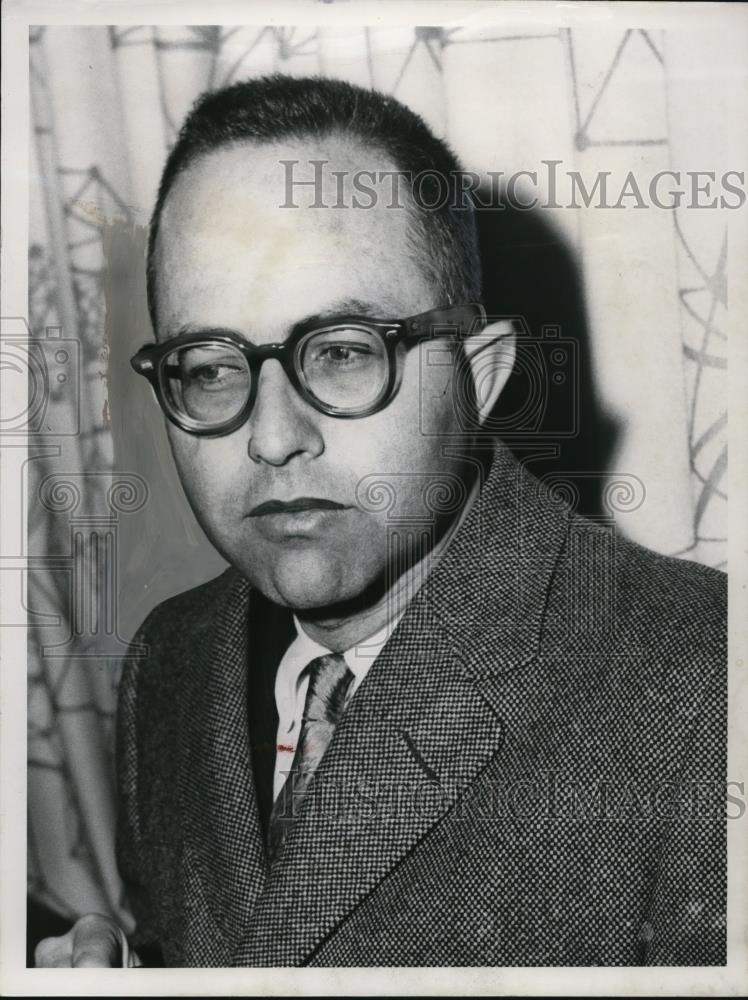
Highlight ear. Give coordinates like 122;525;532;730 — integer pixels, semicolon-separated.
461;319;516;427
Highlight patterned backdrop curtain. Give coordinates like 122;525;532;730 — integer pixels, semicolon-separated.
27;22;728;924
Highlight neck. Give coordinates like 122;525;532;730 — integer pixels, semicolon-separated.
295;473;481;652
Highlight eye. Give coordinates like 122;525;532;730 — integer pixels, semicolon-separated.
188;361;243;382
302;327;382;371
178;353;249;392
314;342;374;365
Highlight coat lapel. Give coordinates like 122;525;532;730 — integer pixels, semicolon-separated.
176;569;269;954
231;445;572;966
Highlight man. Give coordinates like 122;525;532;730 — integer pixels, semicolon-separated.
36;75;727;968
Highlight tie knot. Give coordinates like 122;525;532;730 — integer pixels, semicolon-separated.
303;652;355;724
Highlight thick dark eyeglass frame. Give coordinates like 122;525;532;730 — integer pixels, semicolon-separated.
130;302;487;436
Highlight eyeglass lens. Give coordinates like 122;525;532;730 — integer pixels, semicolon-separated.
163;326;391;424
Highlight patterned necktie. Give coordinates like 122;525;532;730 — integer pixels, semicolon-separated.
267;652;355;864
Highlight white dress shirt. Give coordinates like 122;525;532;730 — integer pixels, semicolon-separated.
272;617;398;801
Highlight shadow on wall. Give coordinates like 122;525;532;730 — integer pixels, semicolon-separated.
477;189;620;519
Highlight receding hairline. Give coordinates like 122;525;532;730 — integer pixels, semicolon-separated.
148;130;451;322
159;128;414;205
146;76;482;333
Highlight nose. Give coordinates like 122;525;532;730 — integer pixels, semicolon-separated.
246;359;324;466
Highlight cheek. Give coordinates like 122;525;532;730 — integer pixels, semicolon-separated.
388;349;462;455
416;348;464;434
168;430;203;488
166;429;241;515
322;375;465;521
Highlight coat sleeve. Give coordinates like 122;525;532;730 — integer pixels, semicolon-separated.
640;658;727;965
114;620;165;966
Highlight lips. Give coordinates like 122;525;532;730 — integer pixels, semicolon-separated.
249;496;348;517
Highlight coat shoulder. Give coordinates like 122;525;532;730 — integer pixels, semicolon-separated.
539;516;727;764
536;515;727;793
547;513;726;658
120;567;248;695
137;567;241;638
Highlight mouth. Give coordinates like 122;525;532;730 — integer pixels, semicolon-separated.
249;496;349;517
247;496;353;542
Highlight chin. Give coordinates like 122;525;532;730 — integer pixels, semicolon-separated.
266;580;361;615
251;549;375;614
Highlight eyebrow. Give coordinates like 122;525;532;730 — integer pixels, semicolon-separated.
164;298;390;342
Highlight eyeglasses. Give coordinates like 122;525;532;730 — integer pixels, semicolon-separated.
130;303;486;436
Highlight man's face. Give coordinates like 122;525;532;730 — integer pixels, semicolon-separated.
153;136;472;613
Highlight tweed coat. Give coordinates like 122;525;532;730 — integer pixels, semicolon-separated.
115;445;727;967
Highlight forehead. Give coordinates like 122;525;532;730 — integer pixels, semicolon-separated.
153;136;430;338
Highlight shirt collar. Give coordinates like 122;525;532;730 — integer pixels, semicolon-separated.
274;614;397;715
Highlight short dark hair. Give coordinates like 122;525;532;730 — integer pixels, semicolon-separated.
146;74;482;333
